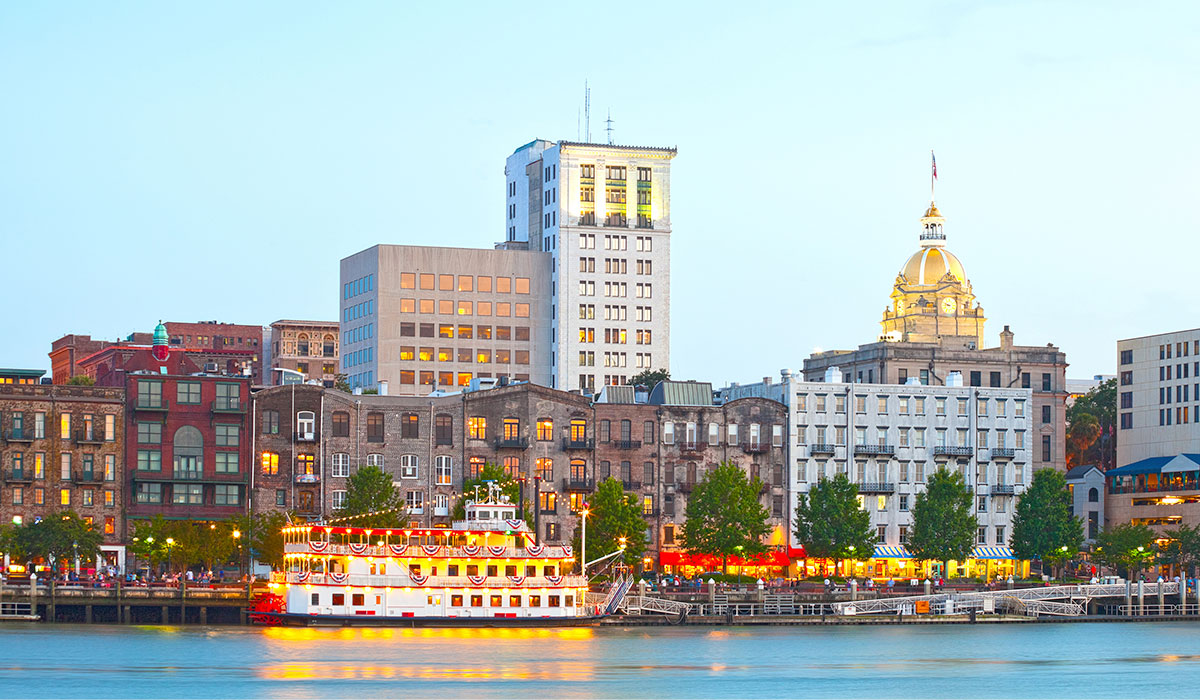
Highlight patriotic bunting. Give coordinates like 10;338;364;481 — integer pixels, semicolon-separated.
308;541;328;553
524;544;545;557
468;575;487;586
422;545;442;556
487;546;508;557
388;544;409;557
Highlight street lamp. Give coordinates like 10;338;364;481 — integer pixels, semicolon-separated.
734;545;745;586
166;538;175;577
580;508;590;577
847;545;856;579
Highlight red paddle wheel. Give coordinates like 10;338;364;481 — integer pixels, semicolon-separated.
248;592;286;626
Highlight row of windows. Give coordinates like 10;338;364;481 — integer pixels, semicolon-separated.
343;324;372;347
1159;406;1200;426
1159;363;1199;381
800;460;1029;486
398;273;531;294
1158;340;1199;360
6;452;117;480
136;380;241;409
135;421;239;446
803;425;1028;449
400;322;531;341
397;298;532;318
797;393;1027;418
1159;384;1197;404
342;299;374;323
5;412;117;441
398;347;530;365
343;347;373;369
343;274;374;300
661;422;782;447
135;482;240;506
11;485;116;509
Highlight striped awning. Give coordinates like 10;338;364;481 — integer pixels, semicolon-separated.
873;545;914;559
971;546;1016;560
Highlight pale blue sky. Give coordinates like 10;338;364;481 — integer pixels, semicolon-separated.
2;2;1196;383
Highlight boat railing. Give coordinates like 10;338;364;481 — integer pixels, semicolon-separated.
281;572;586;588
284;542;573;559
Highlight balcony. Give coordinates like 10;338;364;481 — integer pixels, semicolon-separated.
810;443;837;455
578;213;597;227
933;446;973;457
613;439;642;450
295;473;319;484
5;430;35;443
677;441;707;457
75;430;105;445
134;399;169;412
294;431;318;442
4;469;32;483
433;505;450;517
77;470;104;483
622;480;642;490
173;470;204;481
855;444;895;456
991;448;1016;459
211;401;245;415
740;441;770;454
856;482;896;494
675;481;696;494
493;437;529;449
407;506;425;515
992;484;1017;495
561;437;595;450
562;477;594;492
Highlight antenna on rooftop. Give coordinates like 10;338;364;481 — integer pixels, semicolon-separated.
584;80;591;143
605;109;614;145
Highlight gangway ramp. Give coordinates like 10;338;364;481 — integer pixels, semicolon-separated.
831;582;1175;617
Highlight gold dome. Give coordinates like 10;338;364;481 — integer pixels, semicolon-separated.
923;203;942;218
901;247;966;285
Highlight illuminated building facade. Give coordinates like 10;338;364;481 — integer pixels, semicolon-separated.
267;320;340;386
1106;329;1200;533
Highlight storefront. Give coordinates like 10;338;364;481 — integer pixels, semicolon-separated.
658;549;791;578
860;544;1029;580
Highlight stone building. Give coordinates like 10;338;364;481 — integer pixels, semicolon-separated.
802;197;1069;473
0;382;126;570
266;320;340;386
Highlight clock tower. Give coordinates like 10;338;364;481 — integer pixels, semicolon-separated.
880;201;986;346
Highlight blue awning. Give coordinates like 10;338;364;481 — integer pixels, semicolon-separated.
873;545;914;559
972;546;1015;559
1108;456;1177;477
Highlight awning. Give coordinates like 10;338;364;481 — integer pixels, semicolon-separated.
786;546;807;559
873;545;914;559
971;546;1016;560
1161;454;1200;473
1108;456;1175;477
658;550;790;567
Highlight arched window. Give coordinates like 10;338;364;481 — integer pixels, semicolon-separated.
1088;487;1099;503
468;456;485;480
570;458;587;482
173;426;203;479
297;411;315;438
323;334;336;357
536;457;553;481
297;333;310;357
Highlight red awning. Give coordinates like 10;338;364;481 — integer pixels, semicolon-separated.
658;550;791;567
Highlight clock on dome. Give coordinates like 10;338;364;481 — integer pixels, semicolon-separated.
941;297;957;315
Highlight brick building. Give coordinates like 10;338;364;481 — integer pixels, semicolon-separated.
50;321;263;384
250;384;326;518
112;324;252;528
0;382;126;569
265;320;340;386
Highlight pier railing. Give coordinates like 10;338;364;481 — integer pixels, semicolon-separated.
284;542;574;559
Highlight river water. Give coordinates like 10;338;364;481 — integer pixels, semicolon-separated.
1;621;1198;698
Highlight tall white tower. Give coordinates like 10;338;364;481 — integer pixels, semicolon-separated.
505;140;677;392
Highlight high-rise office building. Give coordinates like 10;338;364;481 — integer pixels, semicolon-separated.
505;140;676;392
341;139;676;396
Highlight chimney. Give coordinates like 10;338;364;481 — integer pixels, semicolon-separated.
1000;325;1014;351
762;376;772;385
378;380;389;396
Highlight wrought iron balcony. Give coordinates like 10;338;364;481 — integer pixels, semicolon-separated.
933;446;973;457
4;429;35;443
740;441;769;454
75;430;105;444
134;399;169;412
77;470;104;483
562;477;594;492
613;439;642;450
493;436;529;449
675;481;696;494
294;431;318;442
810;443;838;455
991;484;1017;495
561;437;594;450
4;469;33;483
677;441;707;456
855;444;895;456
622;480;642;490
991;448;1016;459
212;401;245;414
856;482;896;494
173;470;204;481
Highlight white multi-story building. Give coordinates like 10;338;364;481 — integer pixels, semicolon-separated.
505;140;675;393
724;367;1033;578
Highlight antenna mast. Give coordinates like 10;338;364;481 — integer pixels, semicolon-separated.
605;109;614;145
584;81;591;143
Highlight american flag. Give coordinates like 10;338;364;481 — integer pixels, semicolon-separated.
931;151;938;180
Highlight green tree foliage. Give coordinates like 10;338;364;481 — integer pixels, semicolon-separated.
1010;469;1084;577
571;477;647;571
627;369;670;391
909;468;977;575
793;473;874;573
1094;523;1157;578
1066;378;1117;468
129;516;173;568
333;373;350;393
454;462;525;520
681;461;771;573
128;517;241;572
1158;524;1200;577
341;465;404;528
3;511;102;569
233;511;291;570
65;375;95;386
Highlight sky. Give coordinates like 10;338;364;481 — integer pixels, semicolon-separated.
2;1;1197;385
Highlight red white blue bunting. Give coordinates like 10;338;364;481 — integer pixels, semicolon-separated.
467;575;487;586
422;545;442;556
487;546;508;557
309;541;328;553
461;544;482;556
546;575;563;585
409;573;429;585
525;544;545;557
388;544;408;556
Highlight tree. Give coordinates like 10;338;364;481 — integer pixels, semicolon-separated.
1158;524;1200;578
571;478;647;572
7;511;103;571
233;512;290;570
454;462;525;520
1010;469;1084;578
1066;378;1117;469
340;465;404;528
129;516;173;569
909;468;977;577
681;461;771;573
65;375;95;386
793;473;875;575
333;373;350;393
628;369;670;391
1094;523;1157;578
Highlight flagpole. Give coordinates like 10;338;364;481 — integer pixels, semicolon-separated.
930;150;936;203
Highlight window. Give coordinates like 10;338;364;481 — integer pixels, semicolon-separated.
60;413;71;439
468;417;486;440
137;450;162;472
662;422;674;445
1041;405;1051;424
332;411;349;437
215;485;240;506
332;490;347;509
468;456;485;480
1041;435;1052;462
331;453;349;478
215;424;239;447
172;426;203;480
436;456;452;485
261;452;279;475
216;452;239;474
1120;349;1133;365
367;412;384;442
297;411;315;437
978;527;988;545
177;382;201;405
173;484;202;505
136;483;162;504
104;455;115;481
400;455;419;479
262;410;280;434
402;413;419;438
215;383;240;411
138;421;162;444
435;414;453;445
1042;373;1052;391
537;419;553;441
